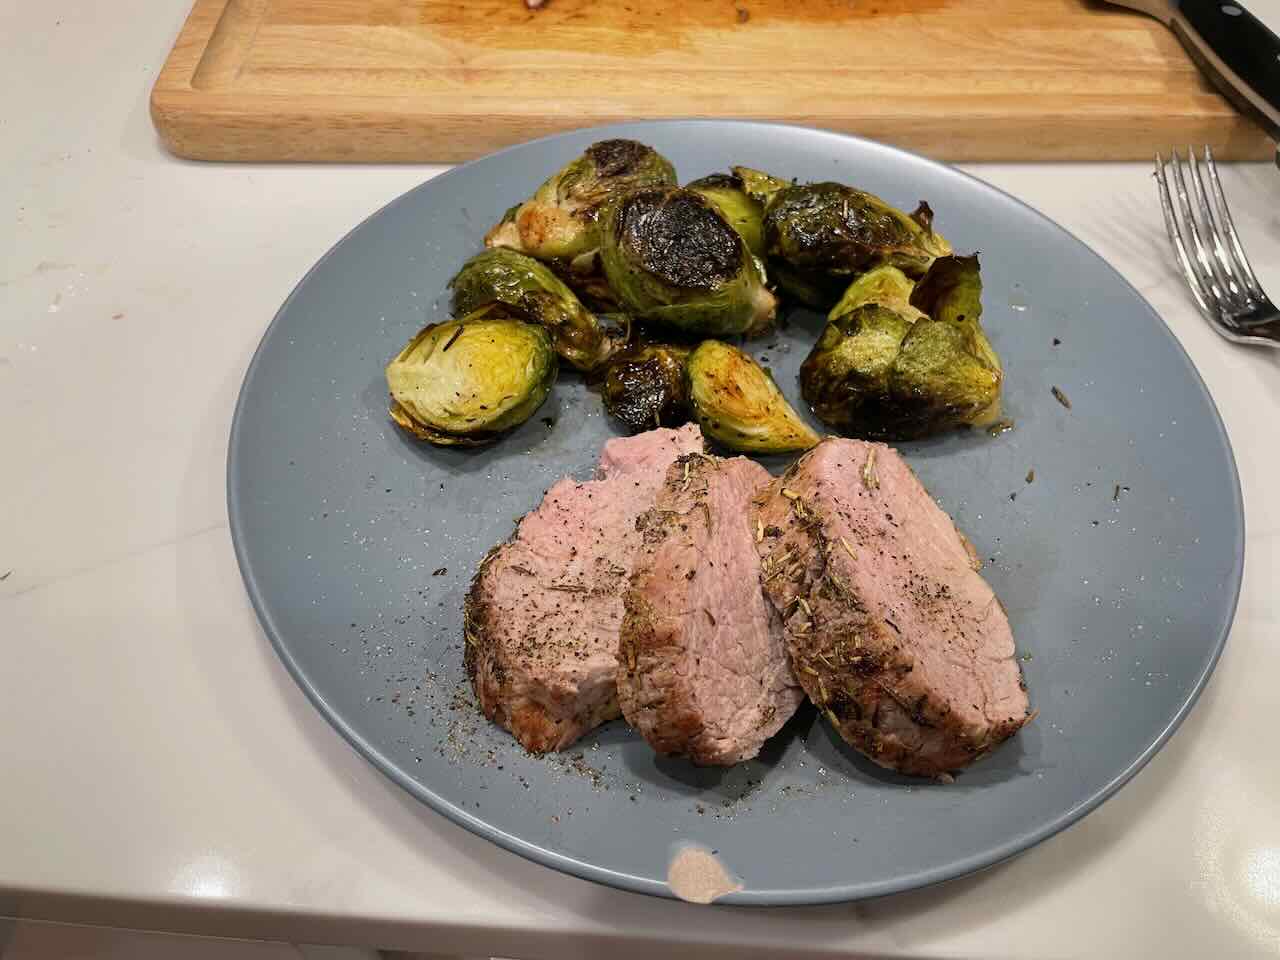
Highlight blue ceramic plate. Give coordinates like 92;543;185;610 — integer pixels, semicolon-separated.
229;122;1242;904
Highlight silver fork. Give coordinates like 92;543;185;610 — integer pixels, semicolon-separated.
1155;146;1280;347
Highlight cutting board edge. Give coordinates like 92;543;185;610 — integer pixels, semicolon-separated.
147;0;1276;164
149;89;1276;163
152;0;223;89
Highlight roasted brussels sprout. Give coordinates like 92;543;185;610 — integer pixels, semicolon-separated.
686;173;765;257
448;248;621;372
909;250;990;342
554;251;621;312
907;252;1002;400
484;139;677;262
827;264;928;324
763;182;952;308
601;343;692;433
385;305;557;446
600;187;777;337
731;166;790;209
687;340;820;454
799;255;1001;440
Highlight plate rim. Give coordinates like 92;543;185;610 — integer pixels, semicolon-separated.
227;119;1245;905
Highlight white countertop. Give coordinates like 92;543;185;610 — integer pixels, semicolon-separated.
3;2;1280;957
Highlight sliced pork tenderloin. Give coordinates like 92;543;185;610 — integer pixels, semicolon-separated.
752;438;1031;777
619;453;804;765
465;424;704;752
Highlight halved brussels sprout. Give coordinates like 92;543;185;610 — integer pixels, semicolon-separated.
600;187;777;337
687;340;820;454
799;255;1001;439
484;139;677;262
763;182;952;308
686;172;765;257
601;342;692;433
386;305;557;446
448;248;621;372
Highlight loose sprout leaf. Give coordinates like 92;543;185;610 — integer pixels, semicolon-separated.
731;165;790;209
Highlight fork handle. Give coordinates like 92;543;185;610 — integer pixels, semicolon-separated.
1172;0;1280;142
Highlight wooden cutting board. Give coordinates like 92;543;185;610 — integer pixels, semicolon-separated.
151;0;1274;162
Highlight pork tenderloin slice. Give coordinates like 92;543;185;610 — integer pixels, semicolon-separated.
620;454;804;765
753;438;1031;777
465;423;704;752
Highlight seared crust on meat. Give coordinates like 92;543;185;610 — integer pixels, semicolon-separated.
753;439;1031;777
618;593;709;757
464;545;615;753
464;425;704;753
619;454;803;765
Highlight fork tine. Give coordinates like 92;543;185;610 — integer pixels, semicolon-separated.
1168;148;1225;307
1155;152;1215;320
1203;145;1265;300
1187;146;1246;306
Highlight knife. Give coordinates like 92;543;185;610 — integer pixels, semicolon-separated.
1109;0;1280;153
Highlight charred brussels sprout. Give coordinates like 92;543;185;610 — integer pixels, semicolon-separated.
686;172;766;257
385;306;557;446
763;182;952;308
484;139;677;262
687;340;820;454
449;248;621;372
600;187;777;337
799;255;1001;440
601;343;692;433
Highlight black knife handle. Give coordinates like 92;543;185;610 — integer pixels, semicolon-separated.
1175;0;1280;138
